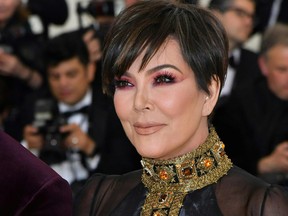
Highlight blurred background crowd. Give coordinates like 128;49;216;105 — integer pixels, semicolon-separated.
1;0;288;196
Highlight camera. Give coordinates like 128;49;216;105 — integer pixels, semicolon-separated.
76;0;115;30
77;0;115;18
33;99;68;153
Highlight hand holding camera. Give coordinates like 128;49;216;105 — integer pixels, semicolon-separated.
23;125;44;150
30;98;96;156
60;123;96;156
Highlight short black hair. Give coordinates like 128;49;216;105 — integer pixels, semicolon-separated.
102;0;228;96
44;31;89;69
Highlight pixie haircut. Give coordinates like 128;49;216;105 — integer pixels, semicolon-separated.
102;0;228;96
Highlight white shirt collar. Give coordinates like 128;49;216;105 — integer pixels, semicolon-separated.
230;48;241;66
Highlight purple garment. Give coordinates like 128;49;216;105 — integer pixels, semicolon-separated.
0;131;72;215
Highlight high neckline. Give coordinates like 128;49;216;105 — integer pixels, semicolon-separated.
140;127;233;216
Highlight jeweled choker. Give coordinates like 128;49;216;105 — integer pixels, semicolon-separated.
140;127;233;216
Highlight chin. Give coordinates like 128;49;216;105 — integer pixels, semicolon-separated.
136;146;167;160
136;149;155;159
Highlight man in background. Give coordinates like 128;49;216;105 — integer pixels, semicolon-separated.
213;24;288;186
209;0;261;102
21;31;141;195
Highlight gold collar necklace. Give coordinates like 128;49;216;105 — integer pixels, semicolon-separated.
140;127;233;216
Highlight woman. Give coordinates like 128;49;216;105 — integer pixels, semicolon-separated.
74;1;288;215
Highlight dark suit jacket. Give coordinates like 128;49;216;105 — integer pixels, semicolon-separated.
0;131;72;215
215;48;261;109
213;76;288;178
231;48;261;92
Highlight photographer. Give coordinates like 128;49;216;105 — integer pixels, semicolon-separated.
21;31;141;195
0;0;45;140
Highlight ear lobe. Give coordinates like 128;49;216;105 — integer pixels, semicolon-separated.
258;56;268;77
87;62;96;82
202;76;221;117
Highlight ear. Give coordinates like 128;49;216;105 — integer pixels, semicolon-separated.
87;62;96;82
258;56;269;77
202;76;221;117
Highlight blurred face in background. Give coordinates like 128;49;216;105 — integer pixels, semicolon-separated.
216;0;255;51
259;44;288;100
48;57;95;106
0;0;20;27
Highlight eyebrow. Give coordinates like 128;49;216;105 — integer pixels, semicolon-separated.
146;64;183;75
123;64;183;77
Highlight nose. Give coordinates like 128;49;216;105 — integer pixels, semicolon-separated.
57;75;69;86
245;16;254;28
133;86;153;112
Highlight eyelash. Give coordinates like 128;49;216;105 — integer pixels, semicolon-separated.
114;78;133;89
154;71;175;85
114;71;176;89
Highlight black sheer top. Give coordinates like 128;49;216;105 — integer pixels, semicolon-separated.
74;166;288;216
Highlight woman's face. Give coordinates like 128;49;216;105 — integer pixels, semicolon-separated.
0;0;20;25
114;39;214;160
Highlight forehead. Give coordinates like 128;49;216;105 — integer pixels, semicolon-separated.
267;45;288;59
48;58;84;72
128;38;187;72
232;0;255;10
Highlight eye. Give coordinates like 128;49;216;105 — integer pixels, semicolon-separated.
49;73;60;81
114;79;134;89
154;73;175;85
277;66;288;73
67;70;78;78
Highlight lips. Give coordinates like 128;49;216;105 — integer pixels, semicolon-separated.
133;122;165;135
59;90;72;97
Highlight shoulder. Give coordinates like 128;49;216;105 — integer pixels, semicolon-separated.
76;169;142;199
239;48;259;65
89;169;142;192
0;131;72;214
217;166;288;215
74;170;142;216
240;48;258;58
239;48;262;78
0;131;56;178
223;166;271;189
0;130;70;187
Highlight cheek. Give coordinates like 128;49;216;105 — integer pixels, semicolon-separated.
7;2;18;13
114;93;134;140
48;80;58;92
113;92;132;121
269;72;283;85
156;87;203;118
158;93;184;116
